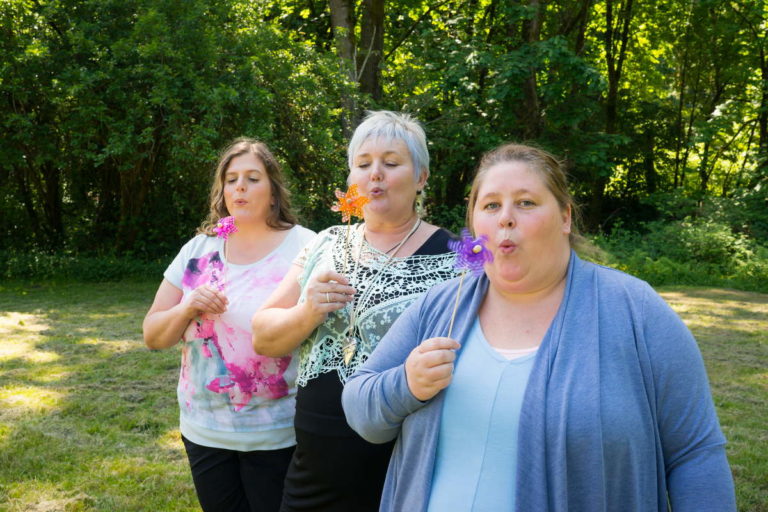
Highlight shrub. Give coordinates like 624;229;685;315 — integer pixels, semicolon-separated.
0;250;167;282
591;218;768;293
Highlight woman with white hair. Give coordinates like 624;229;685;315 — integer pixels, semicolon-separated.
252;111;458;510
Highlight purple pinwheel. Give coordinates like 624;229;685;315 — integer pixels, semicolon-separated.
446;228;493;338
213;216;238;240
448;228;493;275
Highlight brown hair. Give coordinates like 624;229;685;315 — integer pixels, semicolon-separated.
198;138;297;235
466;143;582;247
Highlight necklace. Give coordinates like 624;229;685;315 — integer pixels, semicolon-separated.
341;218;422;365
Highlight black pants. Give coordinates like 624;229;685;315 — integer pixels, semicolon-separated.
182;435;294;512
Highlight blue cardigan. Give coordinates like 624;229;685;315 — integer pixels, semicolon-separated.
342;252;736;511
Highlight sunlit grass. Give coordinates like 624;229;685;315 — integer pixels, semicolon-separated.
660;287;768;511
0;386;64;412
0;281;765;510
0;280;198;512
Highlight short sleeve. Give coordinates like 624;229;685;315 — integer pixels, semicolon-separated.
292;240;312;268
163;238;195;289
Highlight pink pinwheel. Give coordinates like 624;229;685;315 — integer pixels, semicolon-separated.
212;216;237;291
213;216;238;240
446;228;493;338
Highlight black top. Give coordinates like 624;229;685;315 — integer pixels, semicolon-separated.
294;228;454;436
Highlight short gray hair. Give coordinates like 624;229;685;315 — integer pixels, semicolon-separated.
347;111;429;182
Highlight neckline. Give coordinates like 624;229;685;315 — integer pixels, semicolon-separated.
221;226;295;267
472;318;540;363
362;218;422;258
341;219;422;365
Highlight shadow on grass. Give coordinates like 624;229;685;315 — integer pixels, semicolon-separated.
0;280;199;511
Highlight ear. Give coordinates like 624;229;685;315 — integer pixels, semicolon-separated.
561;204;572;235
416;168;429;191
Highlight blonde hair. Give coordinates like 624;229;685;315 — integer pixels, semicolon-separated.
466;143;582;247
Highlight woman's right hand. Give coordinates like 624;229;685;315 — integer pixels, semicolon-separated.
183;284;229;317
405;337;460;401
302;269;356;319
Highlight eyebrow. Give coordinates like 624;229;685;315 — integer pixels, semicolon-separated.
477;188;536;200
355;150;403;159
225;169;264;176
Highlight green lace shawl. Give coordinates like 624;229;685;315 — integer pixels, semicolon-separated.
295;224;458;385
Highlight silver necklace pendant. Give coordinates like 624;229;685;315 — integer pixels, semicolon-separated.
342;336;358;366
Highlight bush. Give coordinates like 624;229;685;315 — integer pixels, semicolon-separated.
591;218;768;293
0;250;167;282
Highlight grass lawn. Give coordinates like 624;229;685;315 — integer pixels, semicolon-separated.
0;280;766;511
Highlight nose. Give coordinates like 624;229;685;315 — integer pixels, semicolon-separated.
235;177;247;191
499;206;515;228
370;161;384;181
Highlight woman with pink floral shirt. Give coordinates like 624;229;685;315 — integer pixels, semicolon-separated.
143;138;315;512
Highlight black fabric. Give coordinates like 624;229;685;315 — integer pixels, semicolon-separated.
294;228;453;435
182;435;294;512
282;228;454;511
280;427;395;512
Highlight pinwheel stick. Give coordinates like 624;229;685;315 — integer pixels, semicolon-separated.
343;218;351;274
447;271;466;339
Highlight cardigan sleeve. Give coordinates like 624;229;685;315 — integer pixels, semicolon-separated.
342;294;430;444
641;285;736;511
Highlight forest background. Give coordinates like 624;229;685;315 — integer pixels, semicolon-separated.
1;0;767;291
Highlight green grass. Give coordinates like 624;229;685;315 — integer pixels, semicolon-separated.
0;280;198;512
659;287;768;511
0;281;766;511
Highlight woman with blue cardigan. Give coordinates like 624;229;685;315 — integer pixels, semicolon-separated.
342;143;735;511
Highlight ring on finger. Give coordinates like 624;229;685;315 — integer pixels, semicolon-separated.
326;292;331;304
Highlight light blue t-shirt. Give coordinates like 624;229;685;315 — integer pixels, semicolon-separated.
427;318;536;512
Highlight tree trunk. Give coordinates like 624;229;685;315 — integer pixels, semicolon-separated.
587;0;634;229
357;0;384;102
698;141;711;194
518;0;543;140
642;129;657;194
757;47;768;180
329;0;357;136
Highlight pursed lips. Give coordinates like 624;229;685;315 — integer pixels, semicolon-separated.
495;230;518;253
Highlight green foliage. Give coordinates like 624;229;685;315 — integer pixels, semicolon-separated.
0;0;349;258
0;250;167;282
426;202;465;235
592;218;768;292
1;0;765;265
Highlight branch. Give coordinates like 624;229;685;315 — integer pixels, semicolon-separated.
384;0;452;62
356;26;376;82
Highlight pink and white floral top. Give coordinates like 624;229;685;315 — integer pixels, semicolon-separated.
164;225;315;451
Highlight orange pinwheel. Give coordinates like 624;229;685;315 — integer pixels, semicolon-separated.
331;184;369;222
